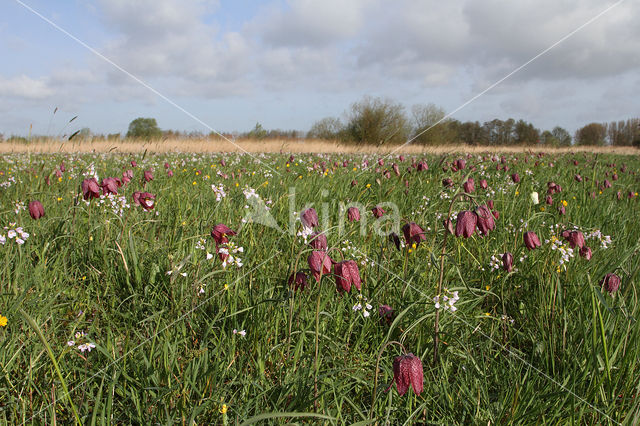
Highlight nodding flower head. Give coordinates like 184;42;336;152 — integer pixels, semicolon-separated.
143;170;154;183
333;260;362;293
211;224;236;245
388;232;401;250
371;206;386;219
300;208;319;228
132;191;156;210
455;211;477;238
288;271;309;291
463;178;475;193
308;250;333;282
402;222;426;246
101;177;121;195
475;205;495;236
378;304;395;326
81;178;100;200
309;232;328;251
523;231;541;250
387;353;424;396
28;200;45;219
601;273;621;294
347;207;361;222
511;173;520;183
121;170;134;185
502;252;514;272
563;230;585;249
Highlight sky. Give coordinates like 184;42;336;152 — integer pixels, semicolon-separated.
1;0;639;137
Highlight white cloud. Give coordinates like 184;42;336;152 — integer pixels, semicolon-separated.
0;75;55;100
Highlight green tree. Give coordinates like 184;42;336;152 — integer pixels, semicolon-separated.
307;117;344;140
513;119;540;145
246;122;267;140
411;103;456;145
126;117;162;140
575;122;607;146
344;96;410;146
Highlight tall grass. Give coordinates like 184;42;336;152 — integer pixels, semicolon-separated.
0;151;638;423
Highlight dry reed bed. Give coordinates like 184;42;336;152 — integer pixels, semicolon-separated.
2;138;639;155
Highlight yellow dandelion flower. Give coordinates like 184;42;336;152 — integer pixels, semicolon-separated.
286;163;290;167
408;249;413;254
561;200;568;207
298;175;302;179
58;177;63;182
0;315;7;327
220;404;228;414
515;191;519;196
484;312;491;317
235;182;239;187
366;183;371;188
485;285;490;291
82;276;86;281
352;167;357;171
57;197;63;202
192;181;197;185
224;284;229;291
411;243;417;250
540;206;545;211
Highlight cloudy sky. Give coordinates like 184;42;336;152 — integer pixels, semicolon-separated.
1;0;638;137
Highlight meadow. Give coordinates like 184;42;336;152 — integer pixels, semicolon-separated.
0;148;639;424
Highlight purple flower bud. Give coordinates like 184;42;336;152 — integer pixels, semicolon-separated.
301;208;319;228
463;178;475;193
308;251;333;282
387;353;424;396
309;232;328;251
372;206;385;218
347;207;360;222
378;305;395;325
502;252;514;272
475;205;495;236
601;273;621;294
28;200;45;220
288;271;309;291
402;222;426;246
579;246;592;260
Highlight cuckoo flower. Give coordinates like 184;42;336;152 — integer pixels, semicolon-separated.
347;207;361;222
455;211;477;238
28;200;45;220
308;251;333;282
300;208;319;228
81;178;100;200
402;222;426;246
523;231;541;250
387;353;424;396
333;260;362;293
132;191;156;211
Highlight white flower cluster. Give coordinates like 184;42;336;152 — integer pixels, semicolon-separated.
13;201;26;214
0;176;17;188
585;229;612;249
67;331;96;353
296;225;314;244
1;224;29;245
242;186;259;200
433;288;460;312
340;240;376;267
211;184;227;201
489;255;501;271
195;238;207;251
99;194;130;217
547;236;574;268
352;293;373;318
232;328;247;337
218;241;244;269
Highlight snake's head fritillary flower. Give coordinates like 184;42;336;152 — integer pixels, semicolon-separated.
347;207;361;222
455;211;477;238
167;169;174;177
479;179;488;190
164;162;170;169
575;174;582;182
442;178;453;188
579;246;592;260
463;178;475;193
378;304;395;325
121;170;134;185
523;231;541;250
301;208;319;228
388;232;401;250
387;353;424;396
502;252;514;272
601;273;621;294
81;178;100;200
455;158;466;170
546;195;553;205
402;222;426;246
333;260;361;293
564;230;585;249
130;160;137;168
132;191;156;210
475;205;495;236
309;232;328;251
371;206;385;219
101;177;121;195
392;163;400;176
443;219;455;235
511;173;520;183
211;224;236;245
308;251;333;282
288;271;309;291
416;161;428;172
59;162;66;172
143;170;154;183
28;200;45;220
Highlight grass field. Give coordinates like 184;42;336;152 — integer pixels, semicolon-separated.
0;149;639;424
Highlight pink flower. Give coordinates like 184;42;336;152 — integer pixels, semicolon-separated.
309;232;328;251
502;252;514;272
475;205;495;236
372;206;385;218
101;177;121;195
579;246;592;260
601;273;621;294
288;271;309;291
143;170;154;183
463;178;475;193
132;191;156;210
211;224;236;245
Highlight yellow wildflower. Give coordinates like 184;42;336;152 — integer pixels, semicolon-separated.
220;404;228;414
0;315;7;327
561;200;568;207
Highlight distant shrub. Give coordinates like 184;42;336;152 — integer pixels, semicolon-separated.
126;118;162;140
